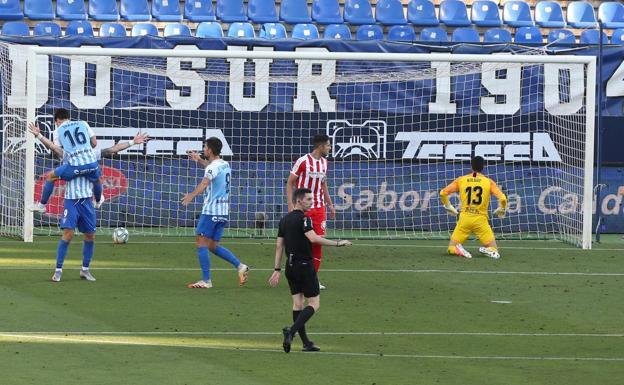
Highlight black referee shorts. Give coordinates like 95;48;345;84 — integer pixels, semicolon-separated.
285;260;320;298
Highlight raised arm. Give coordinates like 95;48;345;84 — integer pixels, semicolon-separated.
28;122;64;159
491;180;508;218
187;151;209;168
440;179;460;215
101;132;151;158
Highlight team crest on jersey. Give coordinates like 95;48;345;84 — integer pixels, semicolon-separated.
321;220;327;230
326;119;387;159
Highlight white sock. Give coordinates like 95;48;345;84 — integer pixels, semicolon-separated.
81;266;89;271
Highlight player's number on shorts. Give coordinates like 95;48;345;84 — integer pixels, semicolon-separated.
63;127;88;147
465;186;483;205
225;172;231;194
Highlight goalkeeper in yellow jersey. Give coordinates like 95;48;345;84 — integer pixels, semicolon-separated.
439;156;507;259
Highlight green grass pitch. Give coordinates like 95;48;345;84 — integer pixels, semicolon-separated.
1;235;623;385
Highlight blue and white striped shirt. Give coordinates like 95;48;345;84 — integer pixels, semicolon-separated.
64;175;93;199
202;159;231;217
53;121;97;166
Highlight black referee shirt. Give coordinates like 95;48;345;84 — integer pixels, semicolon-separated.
277;209;314;262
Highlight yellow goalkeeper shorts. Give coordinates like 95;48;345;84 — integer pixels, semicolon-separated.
450;214;495;245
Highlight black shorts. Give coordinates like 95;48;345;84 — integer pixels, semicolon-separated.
285;260;319;298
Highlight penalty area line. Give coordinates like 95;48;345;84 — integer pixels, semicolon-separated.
0;266;623;276
0;333;622;362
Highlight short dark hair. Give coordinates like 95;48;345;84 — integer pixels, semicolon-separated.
471;156;485;173
204;137;223;156
313;134;330;149
293;188;312;204
54;108;70;122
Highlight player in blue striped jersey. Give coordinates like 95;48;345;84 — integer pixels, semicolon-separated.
28;109;103;214
182;137;249;289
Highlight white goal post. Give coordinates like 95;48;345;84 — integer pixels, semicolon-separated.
0;45;595;248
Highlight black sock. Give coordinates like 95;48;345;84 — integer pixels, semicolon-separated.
290;306;315;339
293;310;311;345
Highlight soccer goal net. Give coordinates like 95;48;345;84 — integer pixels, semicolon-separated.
0;44;595;248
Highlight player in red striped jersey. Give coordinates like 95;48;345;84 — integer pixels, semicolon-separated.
287;135;336;289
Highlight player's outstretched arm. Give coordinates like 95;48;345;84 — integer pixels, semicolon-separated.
491;181;508;218
101;132;151;157
28;122;64;158
268;237;285;287
181;177;210;206
305;230;352;247
440;180;459;216
187;151;209;168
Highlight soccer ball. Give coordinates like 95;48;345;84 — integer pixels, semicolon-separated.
112;227;129;244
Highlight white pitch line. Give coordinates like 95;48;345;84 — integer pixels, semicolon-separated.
0;266;623;276
2;239;624;251
1;333;622;362
1;331;622;337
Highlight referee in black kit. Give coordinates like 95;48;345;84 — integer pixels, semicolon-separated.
269;188;352;353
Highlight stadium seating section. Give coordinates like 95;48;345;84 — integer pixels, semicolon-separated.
0;1;623;44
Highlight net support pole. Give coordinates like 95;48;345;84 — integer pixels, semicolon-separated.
23;48;37;242
594;20;605;243
584;56;597;250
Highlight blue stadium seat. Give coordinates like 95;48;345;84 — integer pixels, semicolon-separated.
356;24;383;40
387;25;415;41
66;20;93;36
612;29;624;44
452;27;480;42
439;0;471;27
164;23;191;37
323;23;352;39
195;21;223;38
131;23;158;36
248;0;278;23
57;0;87;20
344;0;375;25
599;2;624;29
0;0;23;20
98;22;126;37
227;22;255;38
471;1;501;27
407;0;439;26
376;0;407;25
483;28;512;43
292;23;319;39
120;0;151;21
1;21;29;35
419;27;448;42
216;0;247;22
259;22;287;39
185;0;216;22
313;0;342;24
547;29;575;45
514;26;543;44
34;21;61;36
89;0;119;21
24;0;55;20
535;1;565;28
152;0;182;22
280;0;312;24
503;1;533;27
580;29;608;44
567;1;596;28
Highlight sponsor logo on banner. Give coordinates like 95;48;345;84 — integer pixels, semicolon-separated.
395;132;562;162
34;166;128;216
326;120;387;159
92;127;233;156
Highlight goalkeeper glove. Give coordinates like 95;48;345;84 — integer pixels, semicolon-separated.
444;204;459;216
493;206;506;219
